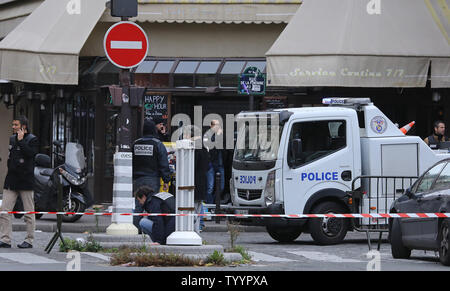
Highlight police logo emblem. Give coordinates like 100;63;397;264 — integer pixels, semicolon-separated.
370;116;387;134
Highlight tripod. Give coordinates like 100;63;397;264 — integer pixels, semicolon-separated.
45;172;66;254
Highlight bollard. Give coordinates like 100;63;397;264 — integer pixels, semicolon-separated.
215;172;221;224
106;151;138;235
166;139;202;245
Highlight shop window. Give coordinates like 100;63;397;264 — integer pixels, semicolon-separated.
174;61;199;88
135;60;156;73
219;61;245;88
195;61;220;88
135;61;156;87
151;61;174;88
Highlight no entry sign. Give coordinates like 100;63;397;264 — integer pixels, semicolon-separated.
104;21;149;69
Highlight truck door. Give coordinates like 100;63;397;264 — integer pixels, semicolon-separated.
283;118;354;215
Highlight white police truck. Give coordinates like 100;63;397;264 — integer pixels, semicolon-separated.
229;98;450;245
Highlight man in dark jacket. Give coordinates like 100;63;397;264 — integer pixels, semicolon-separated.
204;120;225;205
134;186;175;245
132;118;171;230
153;117;170;142
0;116;39;248
424;120;449;149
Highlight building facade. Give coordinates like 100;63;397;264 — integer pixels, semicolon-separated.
0;0;448;204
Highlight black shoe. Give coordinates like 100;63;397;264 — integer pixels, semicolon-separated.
0;241;11;248
17;242;32;249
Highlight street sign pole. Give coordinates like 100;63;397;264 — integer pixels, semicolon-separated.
106;15;139;236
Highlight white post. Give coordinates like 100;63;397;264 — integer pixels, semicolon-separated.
166;139;202;245
106;151;138;235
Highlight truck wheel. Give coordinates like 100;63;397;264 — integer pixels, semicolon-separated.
390;218;411;259
439;220;450;266
308;201;349;245
266;225;302;243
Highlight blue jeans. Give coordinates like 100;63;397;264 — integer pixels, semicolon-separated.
139;218;154;241
205;166;225;204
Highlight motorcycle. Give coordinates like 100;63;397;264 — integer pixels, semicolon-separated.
13;141;92;223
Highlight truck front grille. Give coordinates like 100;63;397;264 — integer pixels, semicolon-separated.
237;189;262;201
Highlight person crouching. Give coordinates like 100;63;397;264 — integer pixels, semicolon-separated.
134;186;175;245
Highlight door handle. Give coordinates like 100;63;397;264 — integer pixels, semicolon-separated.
341;170;352;181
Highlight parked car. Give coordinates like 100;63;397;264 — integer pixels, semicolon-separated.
389;158;450;266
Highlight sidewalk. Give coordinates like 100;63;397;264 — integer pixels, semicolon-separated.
11;214;265;234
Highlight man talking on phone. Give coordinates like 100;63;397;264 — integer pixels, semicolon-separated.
0;116;39;248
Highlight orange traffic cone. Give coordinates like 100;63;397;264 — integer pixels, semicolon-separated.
400;121;415;134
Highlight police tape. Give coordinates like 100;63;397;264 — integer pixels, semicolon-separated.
1;211;450;218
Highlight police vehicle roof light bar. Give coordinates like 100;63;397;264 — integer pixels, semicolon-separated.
322;97;372;106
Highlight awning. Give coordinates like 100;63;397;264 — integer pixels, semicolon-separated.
0;0;43;39
0;0;107;85
100;0;301;24
266;0;450;88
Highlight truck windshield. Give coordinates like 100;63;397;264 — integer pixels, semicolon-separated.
234;115;282;162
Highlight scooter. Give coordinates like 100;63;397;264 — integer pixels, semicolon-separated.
13;142;92;223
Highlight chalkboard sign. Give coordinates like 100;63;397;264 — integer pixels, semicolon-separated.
143;92;171;123
263;96;287;109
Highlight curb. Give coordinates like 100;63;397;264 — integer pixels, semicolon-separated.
13;222;265;234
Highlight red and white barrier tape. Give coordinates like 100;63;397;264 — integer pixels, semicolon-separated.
2;211;450;218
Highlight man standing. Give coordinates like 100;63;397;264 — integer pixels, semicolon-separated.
132;118;171;231
0;116;39;248
153;117;170;142
424;120;449;149
204;120;225;205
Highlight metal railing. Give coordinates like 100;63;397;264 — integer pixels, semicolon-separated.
348;175;418;250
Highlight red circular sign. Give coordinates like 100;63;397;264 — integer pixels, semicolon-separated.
104;21;149;69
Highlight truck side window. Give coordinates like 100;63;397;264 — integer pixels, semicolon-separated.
288;120;346;168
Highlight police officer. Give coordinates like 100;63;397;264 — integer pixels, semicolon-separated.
424;120;449;149
134;185;175;245
132;118;171;231
0;116;39;248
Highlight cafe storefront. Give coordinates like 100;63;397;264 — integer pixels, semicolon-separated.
0;0;301;203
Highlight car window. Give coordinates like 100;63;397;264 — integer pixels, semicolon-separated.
415;163;446;193
431;163;450;191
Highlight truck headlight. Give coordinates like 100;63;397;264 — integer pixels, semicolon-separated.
264;170;276;207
